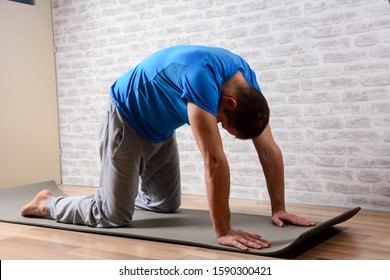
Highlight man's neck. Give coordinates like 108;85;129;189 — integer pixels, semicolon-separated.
221;71;248;97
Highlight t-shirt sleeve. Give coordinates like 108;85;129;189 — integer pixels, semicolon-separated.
181;64;221;117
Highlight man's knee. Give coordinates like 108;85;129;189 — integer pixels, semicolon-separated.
95;206;134;227
135;195;181;213
153;199;181;213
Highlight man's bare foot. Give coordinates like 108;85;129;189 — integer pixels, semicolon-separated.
20;189;52;217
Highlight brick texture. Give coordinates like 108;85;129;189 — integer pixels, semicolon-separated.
52;0;390;211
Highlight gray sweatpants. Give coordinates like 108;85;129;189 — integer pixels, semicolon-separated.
45;98;181;227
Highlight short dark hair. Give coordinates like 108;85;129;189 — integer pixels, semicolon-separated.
224;86;270;139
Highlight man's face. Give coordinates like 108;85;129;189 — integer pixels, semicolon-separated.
217;105;241;137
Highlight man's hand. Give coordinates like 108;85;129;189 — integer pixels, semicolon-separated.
272;210;316;227
217;229;271;251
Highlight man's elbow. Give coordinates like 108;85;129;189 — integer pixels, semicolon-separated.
261;144;283;161
203;155;219;169
202;153;227;171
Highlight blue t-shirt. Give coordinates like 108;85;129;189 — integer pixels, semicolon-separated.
110;45;260;143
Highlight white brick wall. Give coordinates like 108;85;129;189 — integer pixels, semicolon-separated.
52;0;390;211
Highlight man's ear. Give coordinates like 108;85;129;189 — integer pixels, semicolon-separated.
222;96;237;110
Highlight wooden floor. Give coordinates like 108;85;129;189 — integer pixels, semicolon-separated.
0;185;389;260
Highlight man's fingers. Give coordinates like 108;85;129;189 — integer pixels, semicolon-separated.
234;240;249;251
218;230;271;251
239;230;271;247
246;239;271;249
233;239;269;251
273;211;316;227
300;216;316;226
288;215;316;227
272;216;284;227
247;234;271;247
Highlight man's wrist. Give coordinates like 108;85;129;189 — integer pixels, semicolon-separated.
215;226;232;238
271;204;286;215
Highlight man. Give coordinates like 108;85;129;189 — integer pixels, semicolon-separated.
21;45;315;251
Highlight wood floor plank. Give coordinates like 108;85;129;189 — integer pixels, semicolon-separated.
0;238;86;260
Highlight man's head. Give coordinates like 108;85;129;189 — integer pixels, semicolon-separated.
217;85;270;139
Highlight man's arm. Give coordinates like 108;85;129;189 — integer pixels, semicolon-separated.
188;102;270;250
252;124;315;227
188;102;231;237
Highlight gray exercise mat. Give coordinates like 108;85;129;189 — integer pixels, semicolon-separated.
0;181;360;257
